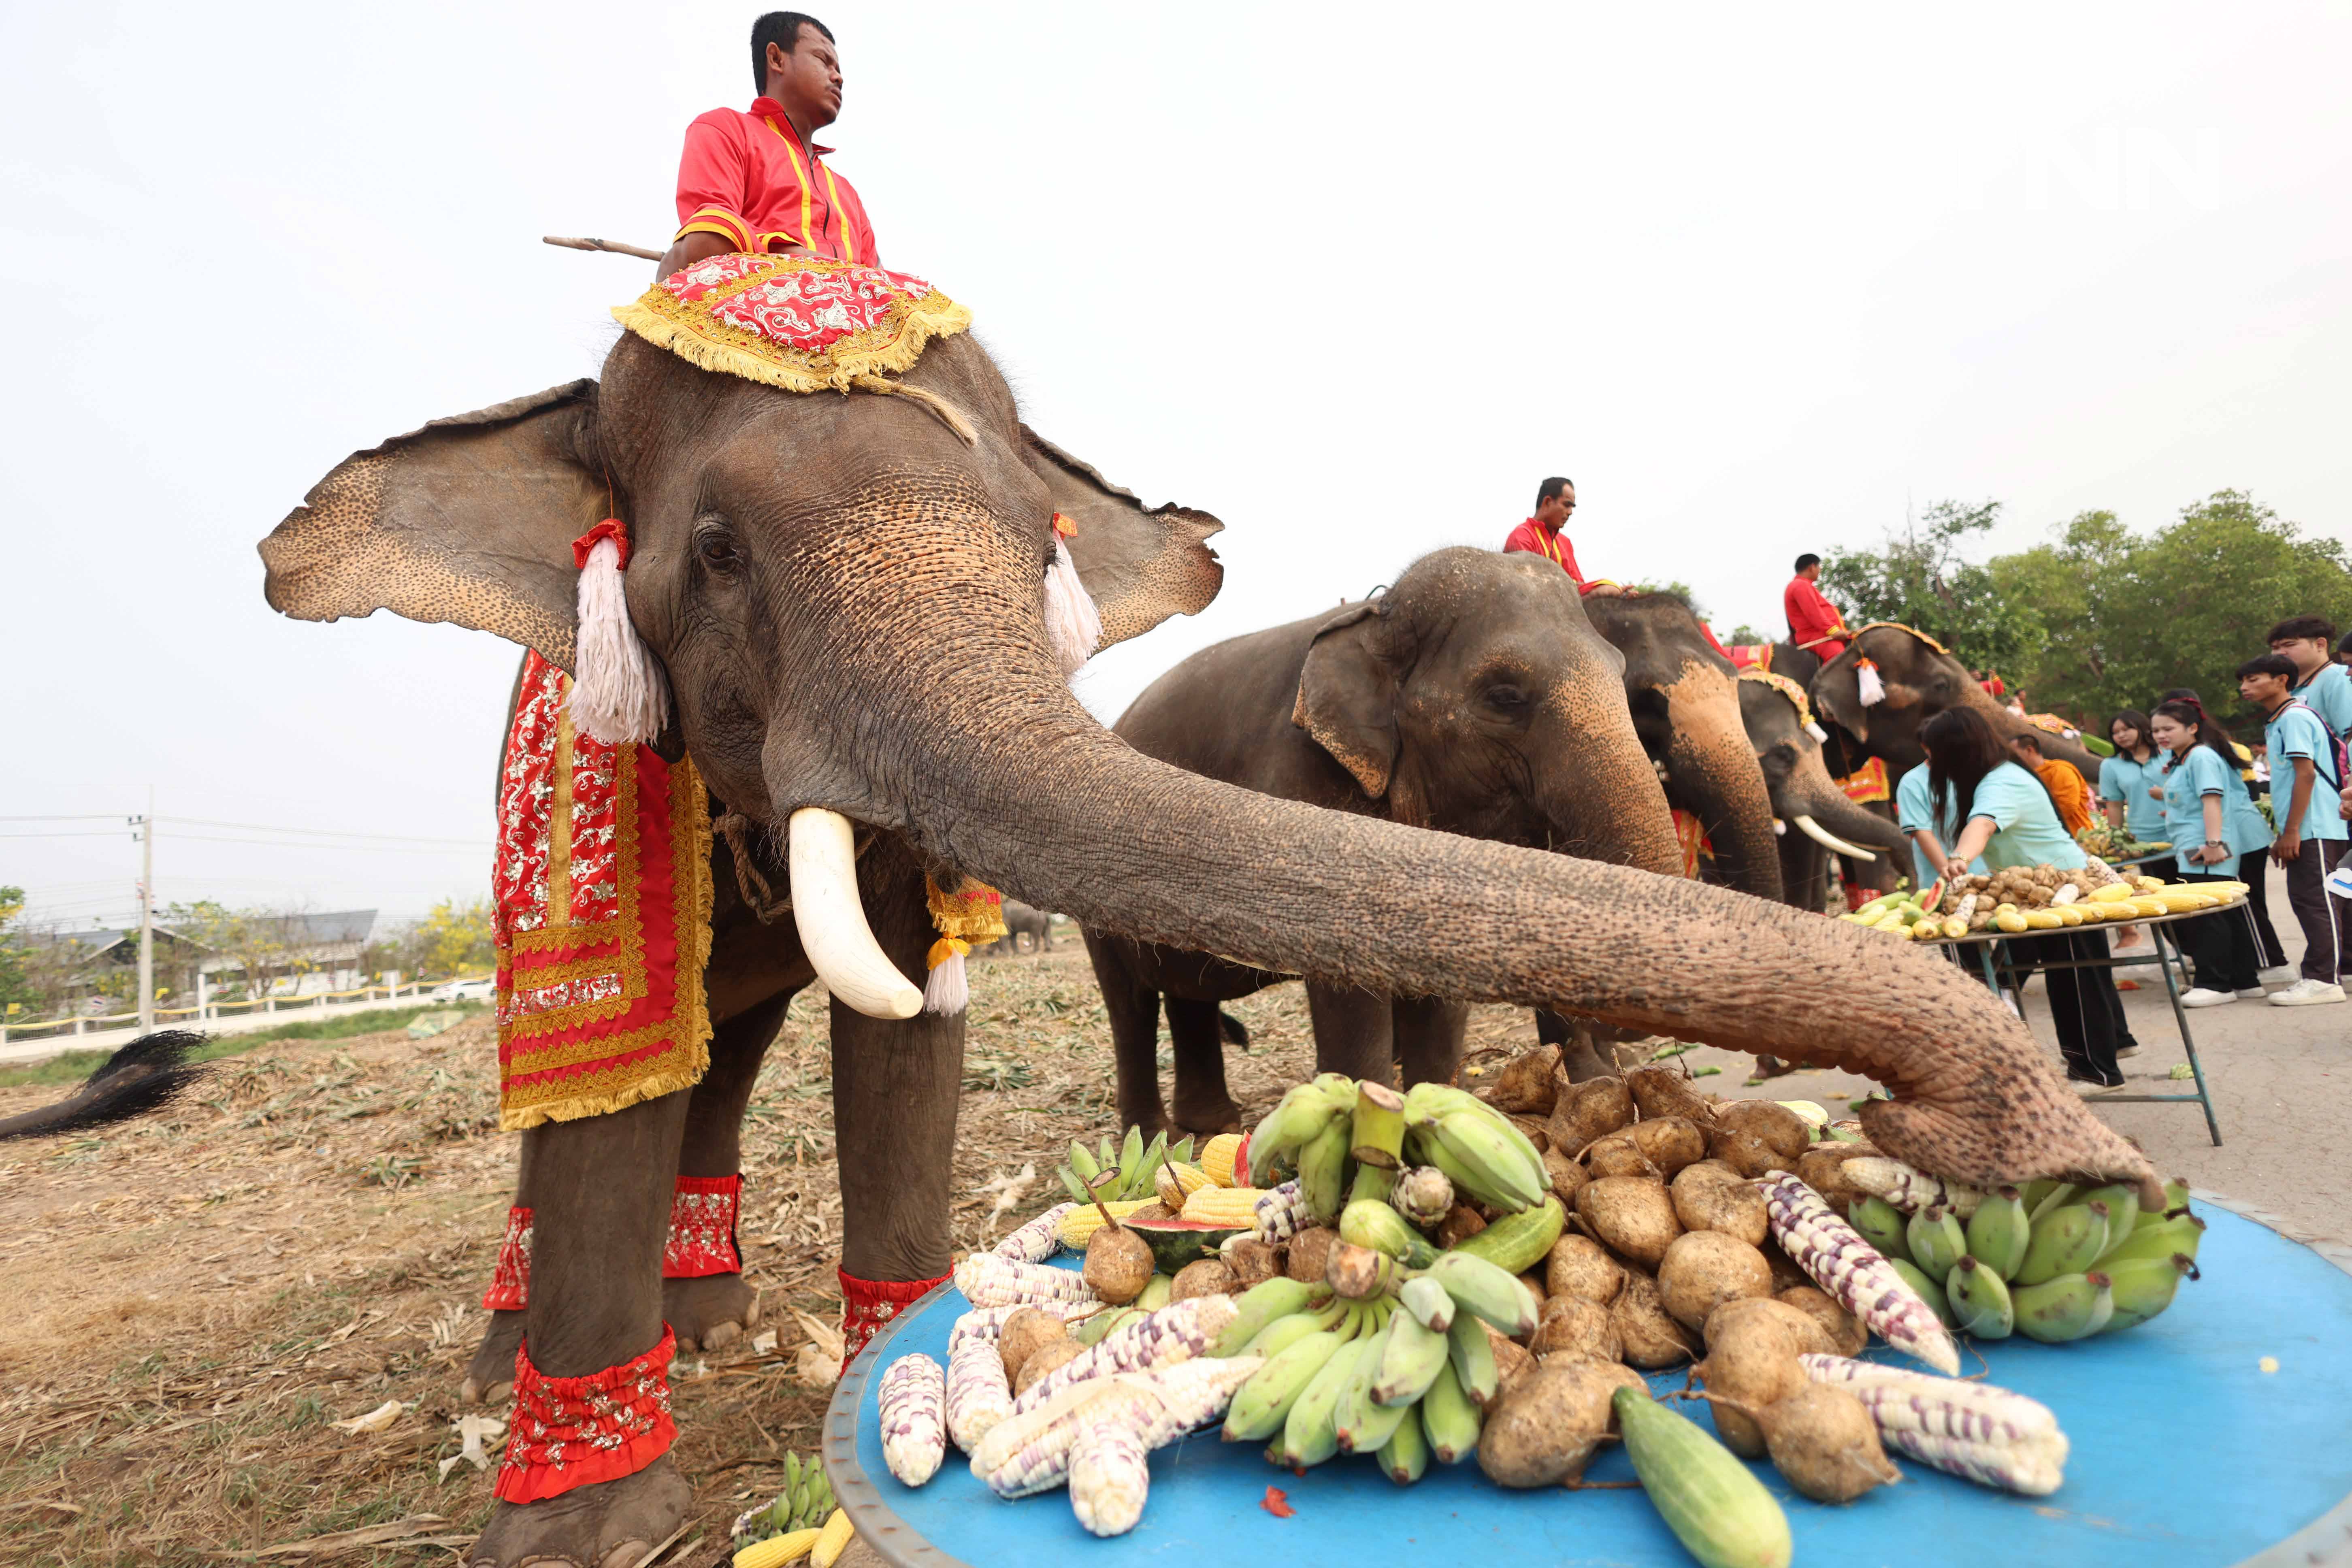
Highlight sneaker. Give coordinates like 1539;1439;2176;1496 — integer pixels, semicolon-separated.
2259;965;2297;985
2235;986;2270;1000
2069;1077;2125;1097
2270;978;2348;1007
2179;987;2238;1008
2116;1043;2142;1058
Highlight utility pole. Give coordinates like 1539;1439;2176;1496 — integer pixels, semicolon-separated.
136;788;154;1032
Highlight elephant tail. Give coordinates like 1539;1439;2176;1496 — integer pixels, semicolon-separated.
0;1030;213;1141
1218;1010;1251;1049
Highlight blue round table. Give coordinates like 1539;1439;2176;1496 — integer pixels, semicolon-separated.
822;1195;2352;1566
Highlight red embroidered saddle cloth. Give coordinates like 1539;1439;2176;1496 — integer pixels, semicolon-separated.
493;652;714;1129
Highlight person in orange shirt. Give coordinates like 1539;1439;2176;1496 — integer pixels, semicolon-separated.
2010;731;2092;832
1502;477;1624;596
655;12;880;281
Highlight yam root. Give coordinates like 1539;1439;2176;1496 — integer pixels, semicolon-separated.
1658;1231;1775;1332
1627;1116;1708;1178
1436;1206;1487;1251
1482;1044;1562;1114
1669;1163;1769;1244
1011;1336;1084;1398
1170;1258;1234;1301
1613;1271;1699;1369
1777;1286;1867;1358
1285;1227;1338;1284
997;1308;1065;1386
1529;1293;1622;1361
1625;1065;1717;1125
1475;1360;1621;1487
1696;1311;1807;1458
1545;1235;1626;1305
1580;1129;1663;1180
1547;1076;1634;1159
1574;1176;1682;1267
1753;1383;1902;1502
1221;1236;1282;1291
1541;1147;1591;1207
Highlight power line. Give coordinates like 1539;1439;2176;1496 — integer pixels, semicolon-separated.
0;814;133;822
0;829;136;839
161;816;489;848
164;833;488;855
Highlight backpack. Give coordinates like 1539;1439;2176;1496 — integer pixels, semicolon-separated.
2284;699;2349;793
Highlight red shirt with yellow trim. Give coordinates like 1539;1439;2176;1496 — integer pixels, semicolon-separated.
1502;519;1593;591
1783;575;1850;655
673;98;880;266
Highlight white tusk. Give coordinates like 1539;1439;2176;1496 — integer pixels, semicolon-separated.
787;807;922;1020
1794;813;1876;862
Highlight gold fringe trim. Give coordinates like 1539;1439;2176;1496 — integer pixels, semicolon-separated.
611;285;973;396
1850;620;1950;657
1738;667;1816;731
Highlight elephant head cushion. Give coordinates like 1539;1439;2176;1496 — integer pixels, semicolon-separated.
612;253;971;394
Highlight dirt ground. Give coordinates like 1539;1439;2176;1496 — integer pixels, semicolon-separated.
3;879;2340;1566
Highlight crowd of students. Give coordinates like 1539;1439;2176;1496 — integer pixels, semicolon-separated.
1896;615;2352;1097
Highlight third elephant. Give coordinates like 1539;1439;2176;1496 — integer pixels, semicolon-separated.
1083;547;1683;1134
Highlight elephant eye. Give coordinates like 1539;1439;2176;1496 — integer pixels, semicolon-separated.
696;528;741;574
1484;683;1530;712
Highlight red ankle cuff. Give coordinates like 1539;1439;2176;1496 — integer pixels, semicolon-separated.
663;1174;743;1278
839;1267;947;1370
496;1326;678;1503
482;1206;533;1312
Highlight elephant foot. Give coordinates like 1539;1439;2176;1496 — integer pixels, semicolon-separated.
465;1453;692;1568
1168;1094;1246;1137
1749;1054;1797;1081
665;1272;760;1354
462;1308;526;1406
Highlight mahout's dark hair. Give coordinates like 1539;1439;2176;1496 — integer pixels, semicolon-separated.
752;11;835;88
1794;552;1822;572
1535;476;1574;509
1922;706;2050;837
2267;614;2338;646
2237;652;2300;683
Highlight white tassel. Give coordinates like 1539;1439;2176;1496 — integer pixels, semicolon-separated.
570;537;671;745
1043;537;1102;680
1857;658;1886;708
1805;720;1830;743
923;948;969;1016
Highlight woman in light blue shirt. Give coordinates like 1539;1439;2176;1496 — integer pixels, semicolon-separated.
2149;698;2271;1005
2098;710;2170;849
1922;707;2132;1089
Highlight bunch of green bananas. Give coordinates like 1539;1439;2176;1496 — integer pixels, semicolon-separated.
732;1451;835;1542
1848;1177;2201;1343
1209;1244;1543;1482
1245;1075;1548;1224
1058;1126;1194;1204
1400;1083;1549;1214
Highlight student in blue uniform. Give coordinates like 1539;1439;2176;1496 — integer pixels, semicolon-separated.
2099;710;2171;848
2148;698;2275;1006
2239;653;2350;1005
2157;686;2288;972
1922;708;2130;1091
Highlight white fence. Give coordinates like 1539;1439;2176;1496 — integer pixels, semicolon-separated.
0;978;466;1046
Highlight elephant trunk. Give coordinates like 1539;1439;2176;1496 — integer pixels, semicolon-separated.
766;515;2158;1199
1662;674;1783;903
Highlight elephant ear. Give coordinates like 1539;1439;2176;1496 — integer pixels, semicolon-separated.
259;381;605;671
1291;601;1398;798
1811;646;1870;742
1018;427;1223;649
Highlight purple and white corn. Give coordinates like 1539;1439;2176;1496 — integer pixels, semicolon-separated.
973;1355;1263;1498
947;1300;1097;1356
1841;1157;1987;1218
952;1253;1100;1310
1254;1180;1309;1243
945;1335;1015;1452
877;1353;946;1486
1759;1172;1961;1375
1067;1419;1150;1536
992;1203;1078;1263
1800;1354;2068;1495
1011;1295;1238;1415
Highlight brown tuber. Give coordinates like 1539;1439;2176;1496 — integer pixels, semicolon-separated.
1012;1336;1085;1398
996;1308;1066;1386
1484;1044;1563;1114
1669;1162;1769;1244
1541;1148;1591;1207
1612;1271;1699;1368
1221;1236;1282;1291
1696;1308;1807;1458
1326;1240;1396;1300
1657;1231;1775;1332
1081;1176;1155;1305
1475;1359;1624;1487
1753;1383;1902;1502
1170;1257;1235;1302
1285;1226;1338;1284
1794;1144;1874;1210
1777;1285;1868;1357
1546;1076;1634;1160
1627;1115;1709;1178
1529;1294;1621;1361
1580;1128;1664;1180
1708;1101;1813;1178
1545;1235;1626;1305
1624;1065;1717;1125
1703;1296;1836;1357
1574;1176;1683;1267
1436;1206;1488;1251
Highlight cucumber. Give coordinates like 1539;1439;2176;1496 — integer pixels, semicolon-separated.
1446;1194;1565;1275
1613;1387;1792;1568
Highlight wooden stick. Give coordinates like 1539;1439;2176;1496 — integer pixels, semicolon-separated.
543;235;664;261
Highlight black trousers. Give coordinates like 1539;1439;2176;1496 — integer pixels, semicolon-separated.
2240;848;2288;969
2172;865;2262;993
2003;929;2124;1085
2282;838;2352;984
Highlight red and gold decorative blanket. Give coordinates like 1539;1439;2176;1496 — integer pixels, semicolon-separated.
493;652;713;1130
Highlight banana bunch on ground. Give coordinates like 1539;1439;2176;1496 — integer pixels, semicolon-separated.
730;1449;837;1543
1058;1126;1195;1204
1845;1169;2202;1343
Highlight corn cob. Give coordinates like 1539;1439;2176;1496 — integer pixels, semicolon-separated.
1841;1157;1987;1218
1055;1197;1154;1251
945;1335;1015;1452
1155;1161;1213;1209
877;1353;946;1487
1759;1173;1960;1374
1201;1132;1246;1187
946;1300;1096;1355
993;1203;1078;1263
1798;1355;2067;1494
952;1253;1101;1309
974;1355;1263;1497
732;1528;821;1568
1180;1184;1270;1226
808;1509;854;1568
1254;1180;1310;1242
1012;1294;1238;1414
1067;1418;1150;1536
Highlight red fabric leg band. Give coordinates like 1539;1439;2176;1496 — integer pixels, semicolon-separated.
839;1267;947;1371
482;1206;533;1312
1844;882;1878;913
663;1174;744;1279
496;1325;678;1503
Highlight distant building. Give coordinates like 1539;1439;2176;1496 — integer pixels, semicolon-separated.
32;910;378;1005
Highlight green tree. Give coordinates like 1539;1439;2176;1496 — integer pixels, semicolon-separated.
1818;500;2047;680
414;897;495;976
0;886;36;1017
1991;490;2352;727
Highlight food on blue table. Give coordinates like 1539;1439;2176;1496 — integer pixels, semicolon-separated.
995;1306;1067;1387
878;1353;947;1486
1613;1385;1794;1568
945;1334;1016;1451
953;1251;1100;1308
1695;1305;1809;1457
1672;1161;1772;1244
1799;1354;2069;1494
1013;1295;1237;1415
1476;1358;1630;1487
1747;1382;1900;1503
1659;1231;1775;1332
1059;1126;1195;1204
1760;1172;1961;1374
1012;1336;1085;1398
991;1202;1078;1264
1577;1175;1683;1266
1080;1192;1157;1306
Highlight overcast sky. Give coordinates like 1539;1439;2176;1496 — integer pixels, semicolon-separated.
4;2;2348;935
